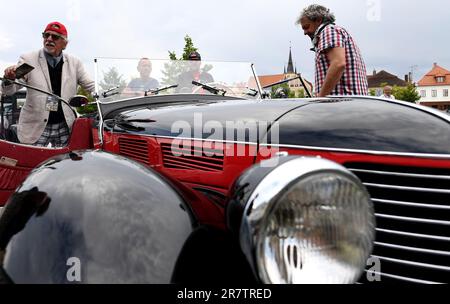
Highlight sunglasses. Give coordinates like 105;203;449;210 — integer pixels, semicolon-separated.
42;32;65;41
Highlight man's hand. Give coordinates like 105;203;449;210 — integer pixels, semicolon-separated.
3;65;17;80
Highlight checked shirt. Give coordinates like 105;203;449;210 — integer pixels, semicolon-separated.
314;24;368;96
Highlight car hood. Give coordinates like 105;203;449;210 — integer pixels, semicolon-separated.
111;98;450;155
269;98;450;154
111;99;309;142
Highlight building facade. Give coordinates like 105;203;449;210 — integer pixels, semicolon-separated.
417;63;450;111
367;70;409;96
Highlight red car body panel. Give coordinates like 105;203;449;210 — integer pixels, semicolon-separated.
0;118;93;206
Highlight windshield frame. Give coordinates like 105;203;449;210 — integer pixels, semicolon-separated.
93;57;262;102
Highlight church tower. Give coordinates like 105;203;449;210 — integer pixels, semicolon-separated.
286;47;295;75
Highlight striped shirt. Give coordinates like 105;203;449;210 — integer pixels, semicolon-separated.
314;24;368;96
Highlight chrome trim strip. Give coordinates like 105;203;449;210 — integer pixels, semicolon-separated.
372;198;450;210
0;206;3;218
376;228;450;242
107;135;450;160
109;135;450;159
376;213;450;226
372;255;450;271
144;135;260;146
375;242;450;256
260;143;450;159
363;270;441;284
97;99;105;146
349;168;450;180
364;183;450;194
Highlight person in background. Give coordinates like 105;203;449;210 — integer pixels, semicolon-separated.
380;85;396;99
176;51;214;93
122;58;159;96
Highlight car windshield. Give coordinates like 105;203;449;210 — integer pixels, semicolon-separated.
94;58;261;102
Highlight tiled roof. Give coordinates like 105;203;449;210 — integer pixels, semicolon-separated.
258;74;286;88
367;70;408;88
257;74;313;88
418;64;450;86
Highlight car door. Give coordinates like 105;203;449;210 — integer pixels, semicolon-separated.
0;118;94;206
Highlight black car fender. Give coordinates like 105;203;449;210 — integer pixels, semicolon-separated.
0;150;256;284
0;150;197;283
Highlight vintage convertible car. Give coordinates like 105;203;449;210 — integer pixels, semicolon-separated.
0;58;449;284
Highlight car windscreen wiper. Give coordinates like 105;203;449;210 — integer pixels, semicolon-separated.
145;84;178;96
114;115;155;124
92;86;120;99
192;81;227;96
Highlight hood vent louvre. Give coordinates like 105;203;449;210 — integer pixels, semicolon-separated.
118;137;149;165
161;143;224;172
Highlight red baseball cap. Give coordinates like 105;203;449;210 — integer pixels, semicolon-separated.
44;22;68;38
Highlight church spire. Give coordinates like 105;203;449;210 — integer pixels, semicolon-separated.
286;45;295;74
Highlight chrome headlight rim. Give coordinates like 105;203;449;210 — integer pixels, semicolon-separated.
239;156;375;284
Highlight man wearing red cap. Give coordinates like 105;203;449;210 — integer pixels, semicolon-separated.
2;21;94;147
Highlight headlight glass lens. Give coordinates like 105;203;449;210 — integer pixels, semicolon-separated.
257;172;374;284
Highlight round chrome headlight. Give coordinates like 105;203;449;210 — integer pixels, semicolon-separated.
239;157;375;284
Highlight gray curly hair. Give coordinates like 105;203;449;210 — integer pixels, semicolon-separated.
296;4;336;24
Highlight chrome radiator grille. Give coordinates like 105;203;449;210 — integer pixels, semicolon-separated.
345;163;450;284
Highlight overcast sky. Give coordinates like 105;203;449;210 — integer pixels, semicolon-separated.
0;0;449;83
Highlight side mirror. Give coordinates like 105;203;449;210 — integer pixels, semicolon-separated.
69;95;89;107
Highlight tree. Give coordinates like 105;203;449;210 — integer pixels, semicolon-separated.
76;86;96;115
169;35;198;61
393;83;421;103
271;84;296;99
162;35;200;86
99;67;127;92
77;86;95;102
270;83;308;99
296;88;305;98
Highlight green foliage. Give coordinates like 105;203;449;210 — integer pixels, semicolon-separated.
182;36;198;60
168;35;198;61
161;60;183;86
393;84;421;103
99;67;127;92
168;51;177;61
271;84;296;99
369;89;376;96
297;88;305;98
270;84;307;99
75;86;97;115
77;86;95;102
162;35;200;86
